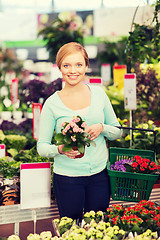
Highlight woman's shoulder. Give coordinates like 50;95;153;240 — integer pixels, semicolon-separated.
43;91;59;105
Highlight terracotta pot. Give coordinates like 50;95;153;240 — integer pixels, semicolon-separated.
72;146;85;158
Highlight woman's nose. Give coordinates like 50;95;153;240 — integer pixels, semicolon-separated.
70;66;76;73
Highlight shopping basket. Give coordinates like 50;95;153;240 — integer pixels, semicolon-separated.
107;126;159;202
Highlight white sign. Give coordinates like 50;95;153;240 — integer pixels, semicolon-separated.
32;103;42;140
101;63;111;85
20;162;51;209
94;6;155;37
0;144;5;158
124;74;137;110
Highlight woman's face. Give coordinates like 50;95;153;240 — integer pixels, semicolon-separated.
60;51;88;86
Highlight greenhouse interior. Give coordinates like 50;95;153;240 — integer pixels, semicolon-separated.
0;0;160;239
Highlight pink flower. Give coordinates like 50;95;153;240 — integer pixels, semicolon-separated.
71;136;76;142
61;122;65;127
81;122;87;128
72;116;80;123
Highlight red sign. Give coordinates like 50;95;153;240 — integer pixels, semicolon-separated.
11;78;18;104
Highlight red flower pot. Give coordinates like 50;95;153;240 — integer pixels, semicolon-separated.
72;146;85;158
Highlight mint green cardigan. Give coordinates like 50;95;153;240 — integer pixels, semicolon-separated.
37;85;121;176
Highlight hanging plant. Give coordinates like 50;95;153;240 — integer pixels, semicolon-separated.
126;1;160;67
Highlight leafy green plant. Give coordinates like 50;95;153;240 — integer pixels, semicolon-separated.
97;37;128;72
13;146;54;163
4;134;27;152
0;157;21;178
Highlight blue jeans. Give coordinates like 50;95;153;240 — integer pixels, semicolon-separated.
53;169;110;220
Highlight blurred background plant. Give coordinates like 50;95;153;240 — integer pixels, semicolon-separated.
38;11;93;62
110;119;160;163
125;0;160;69
133;62;160;122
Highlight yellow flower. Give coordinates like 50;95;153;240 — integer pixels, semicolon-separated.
125;135;131;141
148;120;154;125
8;235;20;240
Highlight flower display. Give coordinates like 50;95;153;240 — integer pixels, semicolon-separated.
105;200;160;234
110;155;160;175
54;116;96;155
7;201;160;239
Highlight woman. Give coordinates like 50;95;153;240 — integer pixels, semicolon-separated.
37;42;121;221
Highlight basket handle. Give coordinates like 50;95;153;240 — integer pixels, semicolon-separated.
110;126;156;153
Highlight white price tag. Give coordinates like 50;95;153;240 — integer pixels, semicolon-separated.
32;103;42;140
0;144;5;158
124;74;137;110
101;63;111;85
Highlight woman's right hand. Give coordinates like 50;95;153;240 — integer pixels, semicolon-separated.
58;145;79;159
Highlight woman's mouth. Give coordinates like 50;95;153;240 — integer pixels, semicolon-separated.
68;75;79;80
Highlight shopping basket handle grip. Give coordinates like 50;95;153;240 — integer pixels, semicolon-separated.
113;125;156;153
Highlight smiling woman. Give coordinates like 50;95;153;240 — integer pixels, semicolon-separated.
37;42;122;222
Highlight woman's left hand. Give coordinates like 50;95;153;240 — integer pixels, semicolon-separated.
85;123;103;140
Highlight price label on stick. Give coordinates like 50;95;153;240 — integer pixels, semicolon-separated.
32;103;42;140
124;74;137;110
89;77;102;86
11;78;18;104
101;63;111;85
0;144;5;158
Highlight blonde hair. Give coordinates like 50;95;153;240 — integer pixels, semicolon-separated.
56;42;89;69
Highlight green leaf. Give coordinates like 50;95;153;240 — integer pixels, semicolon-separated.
125;163;134;172
77;143;85;153
7;148;18;157
64;135;72;144
55;133;64;141
62;145;72;152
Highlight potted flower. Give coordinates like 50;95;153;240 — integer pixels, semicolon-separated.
111;155;160;175
54;115;96;158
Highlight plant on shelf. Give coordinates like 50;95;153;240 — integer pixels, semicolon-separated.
6;199;160;239
50;200;160;239
0;156;21;179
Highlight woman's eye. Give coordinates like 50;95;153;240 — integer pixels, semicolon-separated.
77;63;82;67
63;64;69;68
